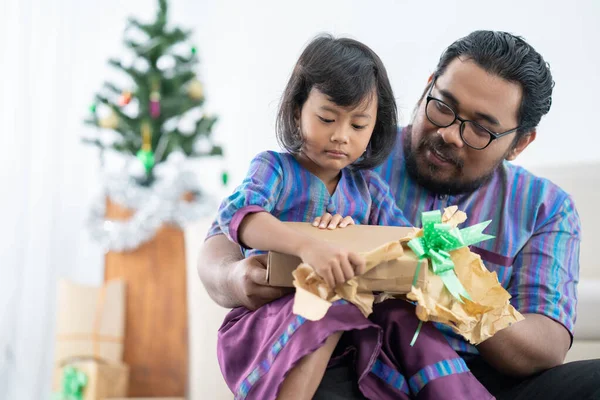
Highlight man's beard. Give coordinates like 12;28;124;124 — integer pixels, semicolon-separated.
403;126;498;196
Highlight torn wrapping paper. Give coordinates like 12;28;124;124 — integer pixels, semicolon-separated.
276;207;523;344
291;240;427;320
268;223;422;290
405;207;524;344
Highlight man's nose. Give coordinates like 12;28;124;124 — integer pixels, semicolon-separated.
436;121;464;148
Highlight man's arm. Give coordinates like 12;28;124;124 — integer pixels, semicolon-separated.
478;195;580;376
477;313;570;377
197;234;291;310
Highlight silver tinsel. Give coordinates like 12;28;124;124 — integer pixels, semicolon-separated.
87;157;217;252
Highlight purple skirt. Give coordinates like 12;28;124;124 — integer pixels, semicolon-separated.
217;295;493;400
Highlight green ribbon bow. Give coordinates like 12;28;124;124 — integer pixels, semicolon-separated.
54;365;88;400
408;210;494;303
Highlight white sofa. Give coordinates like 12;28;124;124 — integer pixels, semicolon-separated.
184;162;600;400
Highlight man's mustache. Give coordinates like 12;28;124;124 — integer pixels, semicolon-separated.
418;136;463;168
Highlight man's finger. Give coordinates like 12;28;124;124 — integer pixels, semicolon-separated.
247;262;269;285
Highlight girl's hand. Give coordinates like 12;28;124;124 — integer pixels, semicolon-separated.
312;213;355;230
298;239;366;288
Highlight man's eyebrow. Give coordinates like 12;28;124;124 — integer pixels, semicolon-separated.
439;89;500;126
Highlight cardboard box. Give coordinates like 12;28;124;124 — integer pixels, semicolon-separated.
267;222;426;293
53;360;129;400
54;279;126;365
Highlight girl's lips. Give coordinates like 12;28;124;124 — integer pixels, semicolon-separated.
325;150;347;158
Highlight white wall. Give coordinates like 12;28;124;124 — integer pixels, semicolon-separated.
175;0;600;185
0;0;598;398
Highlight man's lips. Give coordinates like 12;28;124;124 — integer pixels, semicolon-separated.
425;147;457;167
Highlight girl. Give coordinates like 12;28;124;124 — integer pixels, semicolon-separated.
210;35;493;400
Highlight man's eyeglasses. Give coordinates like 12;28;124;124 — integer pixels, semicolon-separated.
425;78;519;150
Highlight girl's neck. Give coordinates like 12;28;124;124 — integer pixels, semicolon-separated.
295;153;341;195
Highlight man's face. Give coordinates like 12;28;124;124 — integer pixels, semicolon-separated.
405;58;529;195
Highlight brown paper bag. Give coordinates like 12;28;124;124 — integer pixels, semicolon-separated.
52;360;129;400
54;279;126;365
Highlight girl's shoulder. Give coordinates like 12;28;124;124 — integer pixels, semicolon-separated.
250;150;296;170
345;166;382;184
254;150;295;164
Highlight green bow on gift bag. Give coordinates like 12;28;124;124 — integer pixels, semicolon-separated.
408;210;494;303
54;365;88;400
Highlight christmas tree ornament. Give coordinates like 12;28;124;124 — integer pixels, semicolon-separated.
136;122;155;174
149;80;161;118
187;79;204;100
99;110;119;129
150;91;161;118
89;103;97;113
118;90;133;106
191;46;197;55
221;170;229;186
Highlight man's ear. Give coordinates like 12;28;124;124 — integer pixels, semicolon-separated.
505;130;536;161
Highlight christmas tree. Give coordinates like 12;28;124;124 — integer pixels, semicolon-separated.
84;0;222;184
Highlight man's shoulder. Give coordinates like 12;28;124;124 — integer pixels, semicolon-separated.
500;161;572;205
488;161;580;234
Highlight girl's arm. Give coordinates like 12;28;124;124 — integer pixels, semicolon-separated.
239;211;364;288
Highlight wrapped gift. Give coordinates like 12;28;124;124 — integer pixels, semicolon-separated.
269;207;524;344
53;360;129;400
267;223;425;291
54;279;126;365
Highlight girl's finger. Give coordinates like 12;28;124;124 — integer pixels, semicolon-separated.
331;264;345;286
340;257;355;282
339;216;355;228
322;269;335;289
312;216;321;227
328;214;344;229
319;213;333;229
349;252;367;276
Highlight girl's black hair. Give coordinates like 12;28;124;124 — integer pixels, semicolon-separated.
276;34;397;169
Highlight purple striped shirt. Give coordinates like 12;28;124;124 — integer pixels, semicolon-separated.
211;150;410;254
208;128;581;355
375;128;581;354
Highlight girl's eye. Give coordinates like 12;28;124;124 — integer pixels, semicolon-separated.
318;116;334;123
352;124;367;130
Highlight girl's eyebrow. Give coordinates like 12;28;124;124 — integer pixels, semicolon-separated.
319;105;372;119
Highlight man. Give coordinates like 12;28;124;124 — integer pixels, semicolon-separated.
199;31;600;399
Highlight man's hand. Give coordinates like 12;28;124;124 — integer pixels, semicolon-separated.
228;254;293;310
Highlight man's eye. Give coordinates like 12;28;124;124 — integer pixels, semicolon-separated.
318;116;334;123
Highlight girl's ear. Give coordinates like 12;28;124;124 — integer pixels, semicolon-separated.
294;106;301;126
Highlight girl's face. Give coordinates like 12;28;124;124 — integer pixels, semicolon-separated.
296;87;378;179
